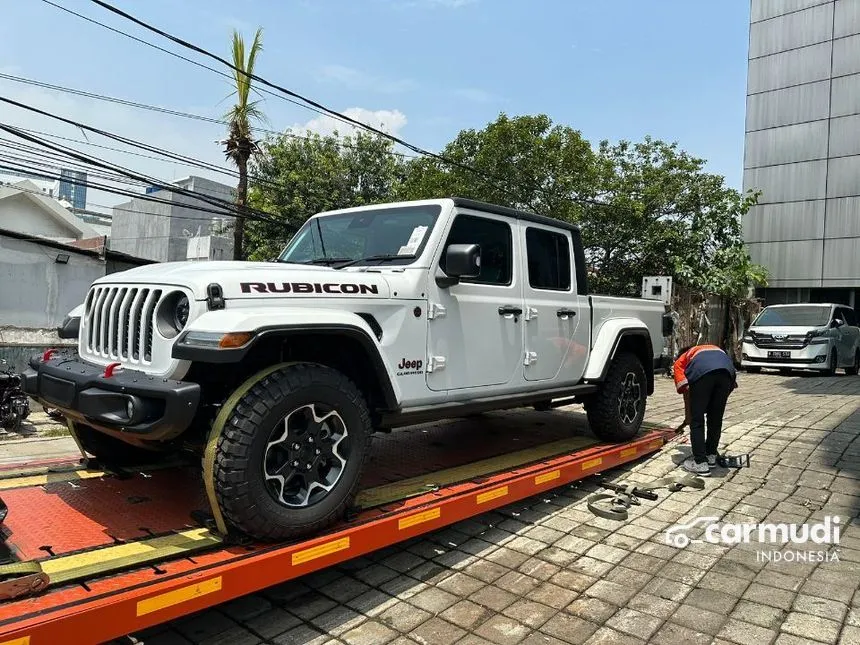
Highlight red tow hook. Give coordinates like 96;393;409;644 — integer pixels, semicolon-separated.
41;348;58;362
103;362;122;378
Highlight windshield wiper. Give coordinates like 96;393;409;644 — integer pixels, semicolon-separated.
276;257;352;265
333;254;411;269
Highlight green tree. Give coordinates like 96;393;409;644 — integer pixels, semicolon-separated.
398;113;598;222
224;27;264;261
584;137;767;300
399;115;765;301
245;130;405;261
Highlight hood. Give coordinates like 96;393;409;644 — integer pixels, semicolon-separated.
748;325;825;335
93;261;394;299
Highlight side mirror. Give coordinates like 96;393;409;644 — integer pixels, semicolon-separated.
833;318;845;328
436;244;481;287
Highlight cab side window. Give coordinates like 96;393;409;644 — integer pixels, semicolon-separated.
525;227;571;291
441;214;513;285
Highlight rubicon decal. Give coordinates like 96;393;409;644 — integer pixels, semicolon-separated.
240;282;380;295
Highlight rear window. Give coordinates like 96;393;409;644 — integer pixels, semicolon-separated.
753;306;831;327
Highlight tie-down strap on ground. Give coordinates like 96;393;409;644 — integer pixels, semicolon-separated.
586;473;706;521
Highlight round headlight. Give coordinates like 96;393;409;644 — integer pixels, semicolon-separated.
156;291;191;339
174;295;190;330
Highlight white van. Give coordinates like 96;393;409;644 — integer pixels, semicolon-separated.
740;303;860;375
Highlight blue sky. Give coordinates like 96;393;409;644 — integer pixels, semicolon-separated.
0;0;751;210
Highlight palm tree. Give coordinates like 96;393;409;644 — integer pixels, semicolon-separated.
224;27;264;260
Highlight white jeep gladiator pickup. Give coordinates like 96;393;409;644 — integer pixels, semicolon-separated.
25;198;672;540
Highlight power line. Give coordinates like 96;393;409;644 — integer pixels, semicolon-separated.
3;178;273;228
25;4;611;220
0;114;286;222
74;0;540;212
0;142;149;187
0;154;268;223
41;0;613;217
0;71;420;159
0;96;240;180
12;125;237;172
0;126;252;219
0;95;374;202
0;159;239;219
38;0;365;136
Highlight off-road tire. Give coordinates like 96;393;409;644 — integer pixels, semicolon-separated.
213;363;373;541
73;423;163;467
586;351;647;442
846;351;860;376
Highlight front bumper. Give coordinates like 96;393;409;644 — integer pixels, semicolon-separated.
22;350;200;442
740;341;830;370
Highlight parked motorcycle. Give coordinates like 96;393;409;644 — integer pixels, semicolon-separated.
0;360;30;433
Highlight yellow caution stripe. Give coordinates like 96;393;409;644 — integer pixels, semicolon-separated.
398;508;441;530
136;577;222;617
581;457;603;471
535;470;561;485
292;537;350;566
476;486;508;504
0;469;105;491
0;637;30;645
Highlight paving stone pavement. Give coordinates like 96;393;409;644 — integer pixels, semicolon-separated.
127;371;860;645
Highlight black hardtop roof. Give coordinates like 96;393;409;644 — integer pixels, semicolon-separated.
450;197;580;233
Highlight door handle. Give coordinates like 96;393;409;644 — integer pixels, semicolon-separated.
498;306;523;317
557;308;577;319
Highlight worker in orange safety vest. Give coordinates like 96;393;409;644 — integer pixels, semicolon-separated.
672;344;738;476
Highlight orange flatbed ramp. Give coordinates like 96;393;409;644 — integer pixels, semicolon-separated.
0;410;674;645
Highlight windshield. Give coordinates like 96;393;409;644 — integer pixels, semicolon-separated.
752;306;832;327
278;205;441;266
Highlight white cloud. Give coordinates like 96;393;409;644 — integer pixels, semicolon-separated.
320;65;417;94
291;107;408;138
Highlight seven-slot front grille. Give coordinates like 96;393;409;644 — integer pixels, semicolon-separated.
83;286;163;363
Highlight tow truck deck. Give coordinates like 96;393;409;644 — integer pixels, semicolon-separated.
0;409;675;645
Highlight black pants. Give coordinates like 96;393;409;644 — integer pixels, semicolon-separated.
688;369;733;463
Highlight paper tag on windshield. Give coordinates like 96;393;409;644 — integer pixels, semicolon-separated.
398;225;428;256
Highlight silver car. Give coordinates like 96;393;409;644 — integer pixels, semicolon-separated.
740;303;860;375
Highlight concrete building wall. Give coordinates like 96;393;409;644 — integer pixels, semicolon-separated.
108;176;235;263
0;193;78;240
109;193;173;263
743;0;860;306
0;234;151;371
0;235;103;329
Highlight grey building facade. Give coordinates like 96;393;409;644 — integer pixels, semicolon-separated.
743;0;860;307
109;176;235;263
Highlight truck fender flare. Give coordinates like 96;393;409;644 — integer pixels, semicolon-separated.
252;324;399;410
173;312;400;411
584;319;654;389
